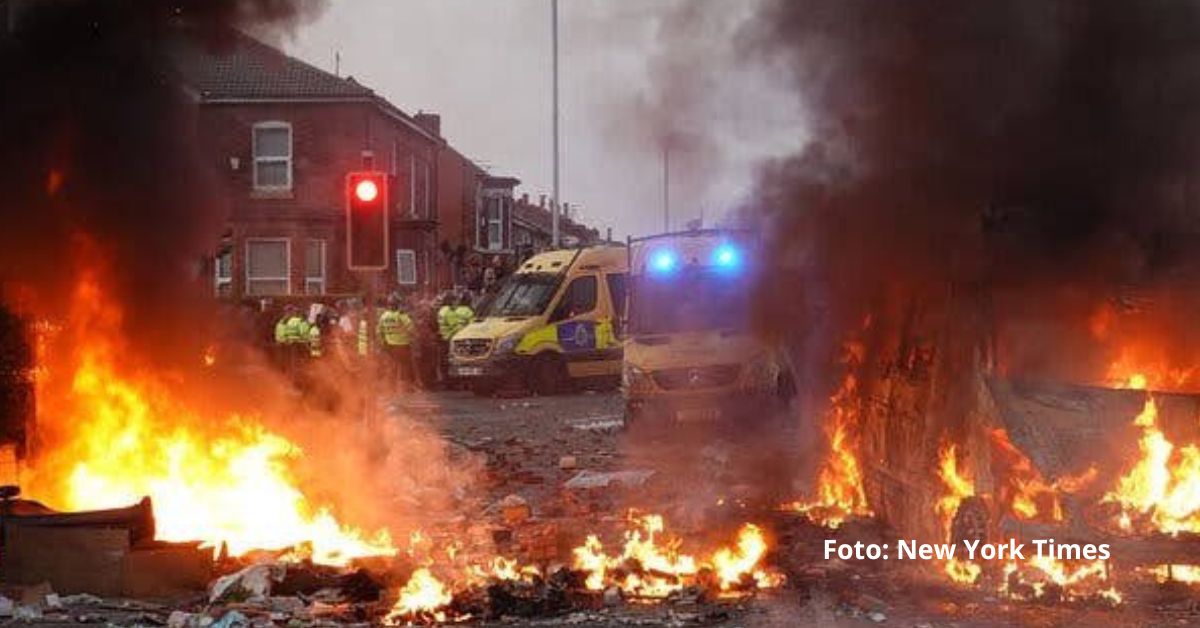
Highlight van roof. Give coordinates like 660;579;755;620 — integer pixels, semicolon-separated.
516;245;628;274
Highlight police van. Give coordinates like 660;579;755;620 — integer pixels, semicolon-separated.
449;246;628;396
623;229;794;427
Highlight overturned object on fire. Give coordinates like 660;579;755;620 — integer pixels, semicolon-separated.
950;379;1200;558
853;329;1200;577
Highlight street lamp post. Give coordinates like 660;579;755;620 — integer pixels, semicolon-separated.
551;0;560;247
662;145;670;232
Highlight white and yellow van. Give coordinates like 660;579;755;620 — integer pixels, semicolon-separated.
623;229;794;427
449;246;628;395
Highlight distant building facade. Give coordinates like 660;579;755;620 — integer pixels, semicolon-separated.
171;30;441;300
511;195;603;261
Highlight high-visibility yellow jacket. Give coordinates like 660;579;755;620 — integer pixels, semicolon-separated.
308;325;322;357
438;305;475;340
378;309;413;346
452;305;474;336
275;315;309;345
437;305;454;340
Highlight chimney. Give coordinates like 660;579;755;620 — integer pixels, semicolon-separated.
538;194;546;208
563;202;570;218
521;193;529;205
606;227;613;243
414;112;441;137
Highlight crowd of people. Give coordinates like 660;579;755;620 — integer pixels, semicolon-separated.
268;287;481;392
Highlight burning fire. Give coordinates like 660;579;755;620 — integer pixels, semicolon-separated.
1001;556;1119;604
25;270;394;565
385;568;453;625
1148;564;1200;584
381;515;781;623
572;513;781;599
934;443;981;584
1103;394;1200;535
935;443;974;535
989;429;1097;524
786;339;873;528
1105;347;1196;392
933;441;1119;601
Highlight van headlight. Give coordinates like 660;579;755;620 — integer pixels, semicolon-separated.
623;364;655;393
493;334;520;356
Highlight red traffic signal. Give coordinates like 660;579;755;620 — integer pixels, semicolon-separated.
345;171;389;270
354;178;379;203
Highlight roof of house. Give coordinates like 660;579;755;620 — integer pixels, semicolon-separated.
167;28;440;142
168;29;373;100
513;199;600;242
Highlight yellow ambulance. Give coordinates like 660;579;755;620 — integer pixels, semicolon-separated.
622;229;794;427
449;246;628;395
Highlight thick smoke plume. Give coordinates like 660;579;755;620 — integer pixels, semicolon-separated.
0;0;323;363
739;0;1200;385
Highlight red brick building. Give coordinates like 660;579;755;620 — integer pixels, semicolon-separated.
433;143;526;289
511;195;604;261
170;31;442;300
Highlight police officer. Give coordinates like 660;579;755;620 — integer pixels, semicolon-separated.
377;294;415;387
306;305;325;359
452;292;475;332
274;303;309;376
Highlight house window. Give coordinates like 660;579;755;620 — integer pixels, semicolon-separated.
486;197;504;250
252;121;292;191
396;249;417;285
214;244;233;298
246;238;290;296
304;239;326;295
410;157;431;218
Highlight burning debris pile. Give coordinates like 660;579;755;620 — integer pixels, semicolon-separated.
380;513;782;625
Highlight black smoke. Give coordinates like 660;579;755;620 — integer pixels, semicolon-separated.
0;0;322;363
741;0;1200;382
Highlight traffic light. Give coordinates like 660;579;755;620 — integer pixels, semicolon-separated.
345;171;389;270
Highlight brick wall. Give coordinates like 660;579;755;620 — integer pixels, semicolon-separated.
198;101;441;300
435;146;482;286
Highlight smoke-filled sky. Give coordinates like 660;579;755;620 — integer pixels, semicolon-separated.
285;0;807;238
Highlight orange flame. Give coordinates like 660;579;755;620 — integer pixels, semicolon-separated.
571;514;781;598
384;568;453;625
935;443;974;535
1103;393;1200;534
1001;556;1119;604
787;339;872;528
934;443;981;584
25;270;394;565
989;429;1096;523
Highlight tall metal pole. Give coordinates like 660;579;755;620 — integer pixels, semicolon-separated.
662;145;670;232
551;0;561;247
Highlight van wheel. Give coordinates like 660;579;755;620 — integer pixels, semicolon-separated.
531;353;566;396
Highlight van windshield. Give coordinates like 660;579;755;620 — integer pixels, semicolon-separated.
484;272;562;318
629;269;750;335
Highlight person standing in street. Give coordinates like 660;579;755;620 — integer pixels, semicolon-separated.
377;294;415;389
274;303;309;380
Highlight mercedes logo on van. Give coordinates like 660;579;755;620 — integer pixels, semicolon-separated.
688;369;702;386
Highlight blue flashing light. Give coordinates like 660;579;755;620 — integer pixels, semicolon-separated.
712;243;741;269
649;249;678;273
